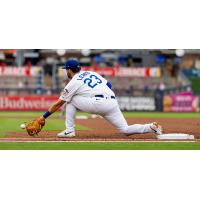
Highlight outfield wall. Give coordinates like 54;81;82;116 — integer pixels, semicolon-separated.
0;94;199;112
0;95;156;111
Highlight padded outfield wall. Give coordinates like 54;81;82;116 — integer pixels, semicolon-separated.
0;94;199;112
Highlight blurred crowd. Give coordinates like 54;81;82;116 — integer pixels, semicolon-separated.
1;49;200;69
0;49;199;96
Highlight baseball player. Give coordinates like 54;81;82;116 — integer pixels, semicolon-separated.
25;59;163;137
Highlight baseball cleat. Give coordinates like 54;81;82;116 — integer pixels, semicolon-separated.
150;122;163;135
57;130;76;138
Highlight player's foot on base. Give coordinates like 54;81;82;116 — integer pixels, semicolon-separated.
150;122;163;135
57;130;76;138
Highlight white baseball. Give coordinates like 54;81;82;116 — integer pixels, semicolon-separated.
20;123;26;129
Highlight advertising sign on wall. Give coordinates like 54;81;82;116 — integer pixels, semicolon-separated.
0;96;156;111
163;92;199;112
0;96;59;111
0;66;41;76
182;69;200;77
117;97;156;111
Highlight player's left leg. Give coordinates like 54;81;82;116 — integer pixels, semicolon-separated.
57;103;77;138
103;104;162;135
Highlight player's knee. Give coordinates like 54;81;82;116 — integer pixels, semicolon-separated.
119;126;129;135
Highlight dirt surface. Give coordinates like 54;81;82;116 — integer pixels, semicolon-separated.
4;118;200;141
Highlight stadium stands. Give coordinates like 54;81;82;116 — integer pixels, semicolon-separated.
0;49;199;112
0;49;199;96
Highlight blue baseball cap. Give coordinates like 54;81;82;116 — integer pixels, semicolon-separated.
62;59;81;70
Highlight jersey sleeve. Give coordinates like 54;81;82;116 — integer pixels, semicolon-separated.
106;81;112;89
59;78;82;103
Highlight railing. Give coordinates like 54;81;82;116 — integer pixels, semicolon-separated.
178;70;191;86
0;88;60;95
164;85;192;95
0;85;194;96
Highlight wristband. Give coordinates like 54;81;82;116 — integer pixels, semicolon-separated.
43;111;52;119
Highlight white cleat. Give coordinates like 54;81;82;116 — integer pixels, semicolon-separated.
57;130;76;138
150;122;163;135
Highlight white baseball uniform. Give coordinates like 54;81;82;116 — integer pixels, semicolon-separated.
59;71;152;135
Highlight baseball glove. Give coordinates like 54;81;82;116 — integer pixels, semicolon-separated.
26;118;45;136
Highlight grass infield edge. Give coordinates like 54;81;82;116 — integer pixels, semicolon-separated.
1;142;200;150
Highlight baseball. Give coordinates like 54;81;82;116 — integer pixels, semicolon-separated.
20;123;26;129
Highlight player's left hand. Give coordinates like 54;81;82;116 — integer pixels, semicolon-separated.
26;117;45;136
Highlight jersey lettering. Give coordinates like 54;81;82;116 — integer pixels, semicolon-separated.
77;72;90;80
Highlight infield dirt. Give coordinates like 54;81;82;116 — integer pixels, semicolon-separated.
4;117;200;141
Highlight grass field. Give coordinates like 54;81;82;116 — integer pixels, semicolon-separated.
0;141;200;150
0;111;90;138
0;111;200;150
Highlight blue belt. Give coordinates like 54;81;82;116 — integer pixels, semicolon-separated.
95;95;115;99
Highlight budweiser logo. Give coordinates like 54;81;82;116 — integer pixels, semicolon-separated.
0;96;58;111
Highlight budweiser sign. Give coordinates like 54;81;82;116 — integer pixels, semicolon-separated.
0;96;59;111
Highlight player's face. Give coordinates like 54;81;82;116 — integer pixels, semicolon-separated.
66;69;72;79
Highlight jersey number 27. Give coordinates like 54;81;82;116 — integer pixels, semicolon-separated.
84;75;102;88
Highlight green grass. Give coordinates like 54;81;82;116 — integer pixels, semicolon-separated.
0;111;199;138
0;111;199;150
0;118;90;137
0;142;200;150
0;111;199;119
0;111;91;138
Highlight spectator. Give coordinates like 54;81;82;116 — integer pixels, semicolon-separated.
18;80;24;88
143;84;149;95
25;62;31;77
0;62;6;74
159;82;166;91
118;55;127;66
24;78;29;88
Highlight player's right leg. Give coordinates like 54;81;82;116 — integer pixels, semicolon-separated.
57;103;76;138
57;96;100;138
103;105;162;135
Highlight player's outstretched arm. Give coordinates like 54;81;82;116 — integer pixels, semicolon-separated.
25;99;66;136
40;99;66;120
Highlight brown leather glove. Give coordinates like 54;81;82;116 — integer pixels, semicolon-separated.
26;117;45;136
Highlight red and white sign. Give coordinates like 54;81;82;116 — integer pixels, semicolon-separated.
82;67;115;76
0;66;41;76
0;96;59;111
115;68;146;77
60;66;161;77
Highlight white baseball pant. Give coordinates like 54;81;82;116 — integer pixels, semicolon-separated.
65;95;152;135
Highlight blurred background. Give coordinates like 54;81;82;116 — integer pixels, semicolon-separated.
0;49;199;112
